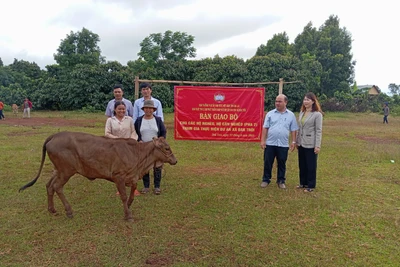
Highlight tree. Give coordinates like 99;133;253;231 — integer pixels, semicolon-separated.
0;66;15;87
0;83;27;105
293;22;319;58
0;57;3;67
246;54;306;111
138;30;196;64
255;32;292;56
54;27;104;68
10;59;42;79
192;55;246;83
316;15;355;96
292;16;355;97
388;83;399;95
296;53;323;95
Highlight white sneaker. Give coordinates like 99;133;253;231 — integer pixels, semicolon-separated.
260;182;269;188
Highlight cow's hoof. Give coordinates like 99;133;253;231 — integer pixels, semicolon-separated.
48;208;57;214
125;217;134;222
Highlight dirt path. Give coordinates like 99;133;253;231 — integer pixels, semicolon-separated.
0;117;98;127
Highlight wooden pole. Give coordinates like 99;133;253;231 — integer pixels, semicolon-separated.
134;76;139;100
134;79;300;86
279;78;283;94
132;76;299;98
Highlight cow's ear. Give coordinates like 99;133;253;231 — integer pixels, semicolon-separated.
152;137;160;147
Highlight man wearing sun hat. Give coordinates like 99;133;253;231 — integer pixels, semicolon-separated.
134;99;167;195
133;82;164;123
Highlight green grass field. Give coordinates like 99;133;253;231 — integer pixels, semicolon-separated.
0;111;399;266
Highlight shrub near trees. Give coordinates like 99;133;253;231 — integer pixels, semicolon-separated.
0;16;398;114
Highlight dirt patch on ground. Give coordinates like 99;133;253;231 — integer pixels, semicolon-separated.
355;135;400;145
0;117;98;127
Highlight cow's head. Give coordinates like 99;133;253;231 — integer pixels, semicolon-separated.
153;137;177;166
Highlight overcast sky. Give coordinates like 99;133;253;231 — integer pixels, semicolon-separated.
0;0;398;92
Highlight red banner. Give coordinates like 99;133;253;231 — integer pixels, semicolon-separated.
174;86;265;142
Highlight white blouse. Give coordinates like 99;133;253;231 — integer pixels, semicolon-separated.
140;117;158;142
105;116;138;140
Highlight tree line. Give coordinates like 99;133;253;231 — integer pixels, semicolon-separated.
0;15;399;113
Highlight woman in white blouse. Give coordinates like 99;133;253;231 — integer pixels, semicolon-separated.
105;100;138;140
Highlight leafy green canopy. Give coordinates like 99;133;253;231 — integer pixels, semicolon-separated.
1;16;396;112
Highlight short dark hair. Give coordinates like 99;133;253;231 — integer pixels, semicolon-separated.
113;84;123;90
139;82;152;90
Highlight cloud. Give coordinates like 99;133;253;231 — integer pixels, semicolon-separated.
93;0;197;10
44;1;278;65
1;0;399;91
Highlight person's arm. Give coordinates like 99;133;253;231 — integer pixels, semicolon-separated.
290;131;297;152
260;113;269;149
157;117;167;138
289;113;299;151
133;100;139;123
105;101;112;117
156;100;164;122
105;119;118;138
260;128;268;149
134;117;142;142
130;118;138;140
127;100;134;117
314;112;323;154
296;113;302;145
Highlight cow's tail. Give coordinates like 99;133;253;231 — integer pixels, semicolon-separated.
19;135;52;192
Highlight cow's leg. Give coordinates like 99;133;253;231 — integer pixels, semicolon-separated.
127;183;137;208
116;181;133;221
48;169;74;218
46;171;58;214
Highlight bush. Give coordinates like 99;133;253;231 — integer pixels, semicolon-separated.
81;105;101;113
1;104;12;112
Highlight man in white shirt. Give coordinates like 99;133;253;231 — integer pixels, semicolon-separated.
133;82;163;123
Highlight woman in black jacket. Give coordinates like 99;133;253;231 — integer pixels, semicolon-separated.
134;100;166;195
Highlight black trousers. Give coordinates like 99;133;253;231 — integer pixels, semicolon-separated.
142;167;162;188
298;146;318;188
262;145;289;184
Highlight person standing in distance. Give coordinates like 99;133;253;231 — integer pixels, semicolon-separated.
295;92;323;192
0;100;5;120
133;82;163;123
383;102;389;124
23;98;33;119
105;85;134;118
260;94;298;189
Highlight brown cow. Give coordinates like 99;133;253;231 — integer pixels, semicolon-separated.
19;132;177;221
12;104;18;116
